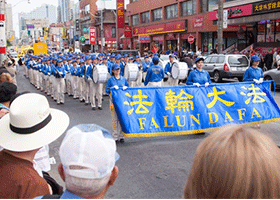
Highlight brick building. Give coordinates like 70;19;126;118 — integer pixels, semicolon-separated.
127;0;280;55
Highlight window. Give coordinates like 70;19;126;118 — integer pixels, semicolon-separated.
210;56;218;63
181;0;196;16
218;56;225;64
132;14;139;26
153;8;162;21
131;0;138;2
200;0;217;12
141;12;150;23
165;4;178;19
84;4;90;15
112;27;116;38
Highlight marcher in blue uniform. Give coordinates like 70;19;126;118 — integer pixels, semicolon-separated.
54;59;66;104
106;64;129;143
243;55;264;84
142;56;151;83
186;57;211;87
144;56;164;87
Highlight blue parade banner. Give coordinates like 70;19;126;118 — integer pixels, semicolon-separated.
111;81;280;137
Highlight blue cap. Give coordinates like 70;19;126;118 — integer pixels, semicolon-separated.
102;57;107;60
57;59;63;63
251;55;260;62
72;60;77;63
85;56;91;60
135;56;139;58
124;54;129;58
115;55;121;60
144;56;149;59
195;57;204;63
129;56;134;60
92;55;97;60
152;56;159;64
80;59;85;63
154;53;158;56
169;54;175;58
110;55;115;59
112;64;120;70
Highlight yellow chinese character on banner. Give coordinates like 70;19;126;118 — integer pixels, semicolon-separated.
268;3;272;9
263;4;268;10
165;89;194;113
124;89;153;115
259;5;263;10
272;2;277;8
277;1;280;7
207;87;235;108
255;5;259;11
240;84;266;105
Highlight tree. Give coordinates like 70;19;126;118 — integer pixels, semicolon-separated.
6;39;12;47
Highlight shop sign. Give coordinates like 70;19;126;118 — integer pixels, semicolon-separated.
133;21;185;36
209;4;253;21
124;26;132;38
139;35;150;43
166;33;177;40
98;40;117;45
89;27;96;45
188;35;195;44
193;16;203;28
152;35;164;41
253;0;280;14
117;0;125;28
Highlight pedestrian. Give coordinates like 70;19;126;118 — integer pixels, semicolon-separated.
183;125;280;198
276;51;280;68
255;49;264;69
186;57;211;87
144;56;164;87
196;48;202;57
134;56;143;87
165;54;179;86
264;49;273;70
243;55;263;83
0;72;13;84
106;64;129;143
0;93;69;198
37;124;119;199
0;82;17;119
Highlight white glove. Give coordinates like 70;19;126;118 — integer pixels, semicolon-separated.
82;75;85;78
193;83;201;87
123;86;128;90
205;82;210;87
59;72;63;75
167;72;171;76
113;85;119;90
258;78;264;83
88;77;92;81
253;79;260;84
48;72;51;75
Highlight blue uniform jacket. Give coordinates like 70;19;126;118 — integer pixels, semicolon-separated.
243;66;264;82
164;62;176;75
54;65;66;78
186;69;211;85
86;64;93;79
144;65;164;86
142;61;150;72
106;76;129;94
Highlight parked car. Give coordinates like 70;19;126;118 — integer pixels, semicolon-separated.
203;54;249;82
264;68;280;90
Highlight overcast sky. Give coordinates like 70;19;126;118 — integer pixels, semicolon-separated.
8;0;129;38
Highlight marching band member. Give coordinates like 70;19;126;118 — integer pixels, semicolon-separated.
144;56;164;87
115;55;124;76
80;56;91;105
44;58;52;96
165;54;179;86
186;57;211;87
70;60;80;99
39;59;46;92
142;56;151;82
106;64;129;143
243;55;263;83
134;56;143;87
101;57;110;96
77;59;85;102
54;59;66;104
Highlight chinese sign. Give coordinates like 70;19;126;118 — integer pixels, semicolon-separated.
133;21;185;36
193;16;203;28
209;4;253;21
253;0;280;14
124;26;132;38
89;27;96;45
117;0;125;28
0;14;5;54
139;35;151;43
111;81;280;137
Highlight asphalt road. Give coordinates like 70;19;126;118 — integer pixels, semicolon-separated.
16;67;280;199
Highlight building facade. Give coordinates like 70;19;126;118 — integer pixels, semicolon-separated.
57;0;70;23
5;3;15;45
127;0;280;55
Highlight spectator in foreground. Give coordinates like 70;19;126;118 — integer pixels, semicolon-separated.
38;124;119;199
0;82;17;119
0;72;13;84
184;125;280;198
0;93;69;198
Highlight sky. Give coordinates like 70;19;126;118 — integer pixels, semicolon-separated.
8;0;129;38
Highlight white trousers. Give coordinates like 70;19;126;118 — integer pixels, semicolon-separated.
136;71;143;87
167;76;179;86
71;76;79;98
110;100;124;140
56;78;65;104
90;81;103;108
147;81;162;87
79;77;84;101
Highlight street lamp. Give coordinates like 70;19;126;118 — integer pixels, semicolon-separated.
12;0;31;8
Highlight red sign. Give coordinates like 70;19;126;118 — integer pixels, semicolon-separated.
188;35;195;44
117;0;125;28
98;40;116;45
209;4;253;21
89;27;96;45
139;35;150;43
133;21;185;36
0;47;6;54
193;16;203;28
124;26;132;38
0;14;4;21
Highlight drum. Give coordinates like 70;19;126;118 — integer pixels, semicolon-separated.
124;63;139;82
171;62;189;80
93;65;109;84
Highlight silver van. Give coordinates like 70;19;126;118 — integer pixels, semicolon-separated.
203;54;249;82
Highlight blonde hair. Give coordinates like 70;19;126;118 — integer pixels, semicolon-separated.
0;73;13;84
184;125;280;199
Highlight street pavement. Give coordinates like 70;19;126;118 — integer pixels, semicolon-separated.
16;67;280;199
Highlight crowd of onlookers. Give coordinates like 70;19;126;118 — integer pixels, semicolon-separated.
1;54;280;199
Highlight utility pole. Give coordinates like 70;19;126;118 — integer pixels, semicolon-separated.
217;0;223;54
0;0;6;66
100;9;104;53
116;10;118;51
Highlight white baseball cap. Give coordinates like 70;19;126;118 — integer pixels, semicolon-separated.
0;93;69;152
59;124;120;179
